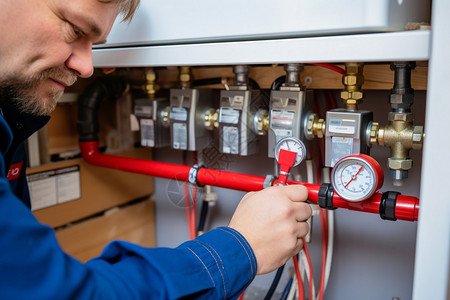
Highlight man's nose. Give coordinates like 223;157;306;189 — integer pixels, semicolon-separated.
65;42;94;78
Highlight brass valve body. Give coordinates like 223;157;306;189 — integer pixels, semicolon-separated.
372;112;424;171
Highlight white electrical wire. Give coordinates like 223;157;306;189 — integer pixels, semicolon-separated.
286;275;297;300
300;251;316;299
301;158;316;300
324;210;334;292
305;159;314;184
286;251;316;300
316;167;334;300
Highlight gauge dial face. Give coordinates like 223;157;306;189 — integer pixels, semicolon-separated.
274;137;306;167
331;155;383;202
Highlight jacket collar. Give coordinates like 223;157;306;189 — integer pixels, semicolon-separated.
0;101;50;155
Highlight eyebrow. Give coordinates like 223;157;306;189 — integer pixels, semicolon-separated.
85;18;108;45
93;39;108;45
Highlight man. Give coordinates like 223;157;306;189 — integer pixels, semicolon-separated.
0;0;312;299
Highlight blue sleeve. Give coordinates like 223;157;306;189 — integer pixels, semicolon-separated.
0;177;256;299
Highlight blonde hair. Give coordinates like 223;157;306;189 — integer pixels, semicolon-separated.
97;0;140;22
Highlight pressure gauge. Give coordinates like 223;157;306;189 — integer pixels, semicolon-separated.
274;137;307;167
331;154;384;202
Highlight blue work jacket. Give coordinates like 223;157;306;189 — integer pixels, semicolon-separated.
0;102;256;299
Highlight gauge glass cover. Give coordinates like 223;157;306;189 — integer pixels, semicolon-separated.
274;137;306;167
331;156;379;201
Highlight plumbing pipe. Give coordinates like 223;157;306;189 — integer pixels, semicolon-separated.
79;141;419;222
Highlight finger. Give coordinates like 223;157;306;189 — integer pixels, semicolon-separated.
241;191;256;201
293;202;312;222
295;221;310;238
281;184;309;202
293;237;304;255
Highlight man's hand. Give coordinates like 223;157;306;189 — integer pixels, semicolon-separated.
228;185;311;275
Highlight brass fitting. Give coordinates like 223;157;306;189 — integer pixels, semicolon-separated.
179;66;192;89
374;113;424;174
376;61;422;182
161;106;171;128
412;126;425;150
143;68;159;99
314;118;326;139
263;115;269;133
253;109;269;136
368;122;379;145
341;63;365;110
305;113;317;140
387;157;413;171
203;108;219;131
305;113;325;139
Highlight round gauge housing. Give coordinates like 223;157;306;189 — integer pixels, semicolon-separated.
274;137;307;167
331;154;384;202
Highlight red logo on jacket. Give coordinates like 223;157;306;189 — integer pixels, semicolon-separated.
7;162;23;181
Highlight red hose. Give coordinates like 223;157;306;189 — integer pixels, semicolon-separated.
301;237;314;300
79;141;419;222
292;255;304;300
318;209;328;300
309;63;345;75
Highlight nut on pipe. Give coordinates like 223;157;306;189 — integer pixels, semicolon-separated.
253;108;269;136
305;112;325;139
179;66;192;89
341;63;365;110
161;106;171;128
368;122;380;146
203;108;219;131
144;68;159;99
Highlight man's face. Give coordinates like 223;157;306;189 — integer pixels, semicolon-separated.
0;0;119;115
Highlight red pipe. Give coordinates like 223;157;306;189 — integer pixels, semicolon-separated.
80;142;192;181
80;141;419;222
197;168;266;191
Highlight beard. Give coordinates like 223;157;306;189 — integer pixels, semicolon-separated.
0;67;77;116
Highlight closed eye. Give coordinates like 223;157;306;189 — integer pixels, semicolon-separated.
72;24;86;39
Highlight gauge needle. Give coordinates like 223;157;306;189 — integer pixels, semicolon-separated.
344;165;363;187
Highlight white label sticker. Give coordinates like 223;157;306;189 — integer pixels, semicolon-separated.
223;126;239;154
134;105;152;118
173;122;187;149
271;110;295;129
329;118;356;134
330;137;354;167
219;107;240;124
140;119;155;147
170;107;188;121
28;165;81;211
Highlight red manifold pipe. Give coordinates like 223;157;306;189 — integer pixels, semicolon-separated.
80;141;419;222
